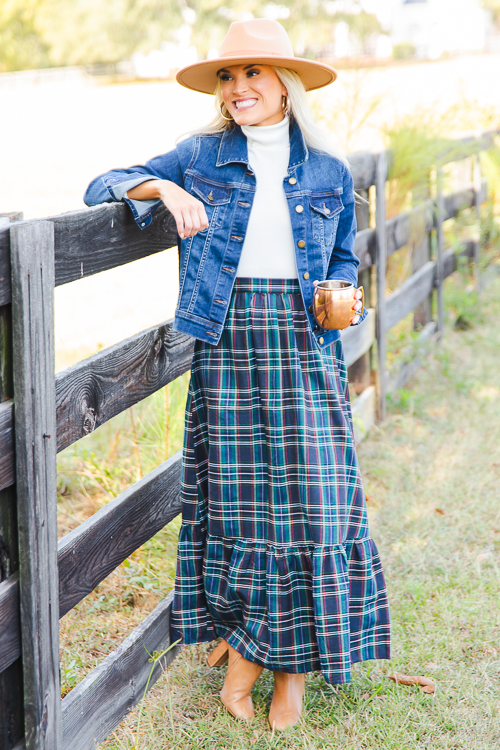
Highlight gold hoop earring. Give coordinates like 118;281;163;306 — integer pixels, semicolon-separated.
219;102;234;121
282;95;290;115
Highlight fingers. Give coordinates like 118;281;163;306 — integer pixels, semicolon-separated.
178;203;208;239
158;183;208;239
353;301;362;312
350;314;360;325
355;289;363;300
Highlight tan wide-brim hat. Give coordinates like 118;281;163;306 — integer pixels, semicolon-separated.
176;18;337;95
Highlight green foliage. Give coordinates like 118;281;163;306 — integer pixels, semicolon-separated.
392;42;416;60
0;0;50;71
335;10;382;51
443;260;483;331
311;68;383;152
479;0;500;22
0;0;384;73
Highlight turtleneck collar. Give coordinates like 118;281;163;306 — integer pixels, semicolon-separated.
241;114;290;150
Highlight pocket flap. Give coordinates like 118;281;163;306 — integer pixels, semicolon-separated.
192;176;232;206
309;194;343;219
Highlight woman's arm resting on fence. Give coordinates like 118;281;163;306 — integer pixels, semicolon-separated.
83;140;198;231
126;180;208;239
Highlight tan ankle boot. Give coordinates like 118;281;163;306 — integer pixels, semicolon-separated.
268;671;306;730
219;643;263;719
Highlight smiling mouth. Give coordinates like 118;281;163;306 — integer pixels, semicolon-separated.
234;99;258;110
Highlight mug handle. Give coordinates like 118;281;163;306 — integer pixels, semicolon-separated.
351;286;364;323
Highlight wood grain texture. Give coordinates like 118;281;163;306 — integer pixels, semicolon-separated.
0;211;24;749
0;400;15;492
0;659;25;750
387;322;437;393
10;221;62;749
0;574;20;673
352;385;376;446
56;322;193;453
341;309;375;369
375;152;388;421
58;451;182;617
354;227;376;272
61;591;182;750
0;452;183;663
385;260;436;332
442;240;475;281
386;203;434;259
52;202;177;287
440;129;498;165
347;152;377;191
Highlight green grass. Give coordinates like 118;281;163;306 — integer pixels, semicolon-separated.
61;271;500;749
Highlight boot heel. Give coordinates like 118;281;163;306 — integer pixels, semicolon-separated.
207;639;229;667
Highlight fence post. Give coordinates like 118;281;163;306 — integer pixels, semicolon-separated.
375;152;388;421
10;221;61;750
436;168;445;339
348;189;372;394
0;213;24;750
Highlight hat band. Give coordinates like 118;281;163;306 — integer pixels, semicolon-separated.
219;49;295;59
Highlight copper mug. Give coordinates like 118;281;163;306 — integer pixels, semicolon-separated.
312;280;364;330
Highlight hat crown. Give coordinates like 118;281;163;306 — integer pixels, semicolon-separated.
219;19;295;59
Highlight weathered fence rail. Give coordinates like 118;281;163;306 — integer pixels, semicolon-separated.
0;128;497;750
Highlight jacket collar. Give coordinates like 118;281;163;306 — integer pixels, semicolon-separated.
216;118;309;172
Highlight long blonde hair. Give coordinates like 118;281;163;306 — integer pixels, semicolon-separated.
177;65;346;165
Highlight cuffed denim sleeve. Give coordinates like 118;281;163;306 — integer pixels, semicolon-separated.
326;165;367;326
83;144;186;229
113;177;160;221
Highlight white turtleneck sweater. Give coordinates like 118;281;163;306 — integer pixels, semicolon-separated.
236;116;298;279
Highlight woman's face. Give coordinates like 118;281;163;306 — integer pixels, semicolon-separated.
218;64;287;127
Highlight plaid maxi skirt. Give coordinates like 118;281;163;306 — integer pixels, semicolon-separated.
170;278;391;684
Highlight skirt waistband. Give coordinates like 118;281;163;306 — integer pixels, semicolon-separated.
233;277;301;294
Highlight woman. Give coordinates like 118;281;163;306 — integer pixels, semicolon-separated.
84;18;391;731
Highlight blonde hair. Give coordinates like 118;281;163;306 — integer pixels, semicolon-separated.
176;65;346;165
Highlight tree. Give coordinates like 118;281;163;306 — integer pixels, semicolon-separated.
0;0;49;72
479;0;500;22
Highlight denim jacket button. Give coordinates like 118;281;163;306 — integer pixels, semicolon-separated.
319;337;324;345
295;205;304;213
297;240;305;248
303;272;310;280
289;177;297;185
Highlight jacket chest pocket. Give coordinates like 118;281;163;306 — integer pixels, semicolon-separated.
310;193;343;248
191;175;232;231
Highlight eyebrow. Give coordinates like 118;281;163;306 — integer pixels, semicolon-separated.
217;64;260;76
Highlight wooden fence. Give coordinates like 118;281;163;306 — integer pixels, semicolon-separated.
0;128;497;750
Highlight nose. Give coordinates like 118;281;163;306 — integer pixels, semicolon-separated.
232;73;249;95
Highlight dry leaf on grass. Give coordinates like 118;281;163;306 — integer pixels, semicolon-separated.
386;673;435;694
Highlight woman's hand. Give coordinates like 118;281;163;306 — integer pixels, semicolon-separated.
126;179;209;239
351;289;363;325
312;282;363;325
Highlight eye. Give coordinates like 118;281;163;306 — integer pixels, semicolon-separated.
246;68;260;77
219;73;232;82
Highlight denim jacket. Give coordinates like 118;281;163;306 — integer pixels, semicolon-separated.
84;119;366;349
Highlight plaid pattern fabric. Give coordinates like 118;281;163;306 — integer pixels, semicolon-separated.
170;278;391;684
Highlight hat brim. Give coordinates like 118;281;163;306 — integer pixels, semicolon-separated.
176;55;337;95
